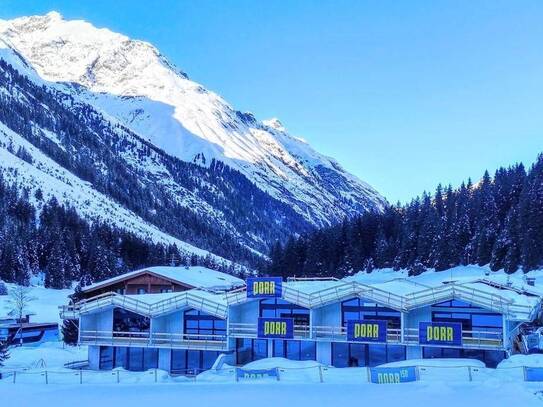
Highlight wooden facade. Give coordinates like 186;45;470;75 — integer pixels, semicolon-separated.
81;271;194;299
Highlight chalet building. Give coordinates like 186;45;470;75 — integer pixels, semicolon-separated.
78;266;245;299
60;268;543;375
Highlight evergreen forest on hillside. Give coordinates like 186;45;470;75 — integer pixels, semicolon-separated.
268;155;543;278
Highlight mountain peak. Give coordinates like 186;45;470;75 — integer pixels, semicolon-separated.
0;13;386;225
263;118;286;132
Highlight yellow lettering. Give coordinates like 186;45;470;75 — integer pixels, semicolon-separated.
253;280;276;295
440;326;446;340
447;327;453;341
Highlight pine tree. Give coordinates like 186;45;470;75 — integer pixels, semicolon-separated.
0;341;9;367
61;319;79;346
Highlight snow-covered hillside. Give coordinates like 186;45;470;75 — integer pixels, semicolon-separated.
0;12;386;226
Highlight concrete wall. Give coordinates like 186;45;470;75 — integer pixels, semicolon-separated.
80;308;113;332
313;302;341;327
151;310;184;334
229;300;259;324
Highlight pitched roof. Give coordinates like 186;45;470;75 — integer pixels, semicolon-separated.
82;266;244;293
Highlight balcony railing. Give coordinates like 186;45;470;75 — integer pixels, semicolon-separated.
79;330;228;351
402;327;503;349
228;323;503;349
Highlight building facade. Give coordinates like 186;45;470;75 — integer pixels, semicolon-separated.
60;269;542;374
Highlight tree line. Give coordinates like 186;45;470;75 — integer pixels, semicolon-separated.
0;173;246;289
267;154;543;277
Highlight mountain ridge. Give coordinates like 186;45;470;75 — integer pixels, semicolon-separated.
0;12;386;227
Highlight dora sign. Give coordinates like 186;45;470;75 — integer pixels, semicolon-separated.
247;277;282;298
419;322;462;346
257;317;294;339
347;320;387;343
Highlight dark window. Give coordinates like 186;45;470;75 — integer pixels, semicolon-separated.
170;349;219;374
431;301;503;339
171;349;187;373
99;346;114;370
341;298;401;330
272;340;316;361
235;338;268;364
127;347;144;371
113;308;150;333
332;342;406;367
114;347;128;369
184;309;226;340
143;348;158;370
259;299;309;327
422;347;506;368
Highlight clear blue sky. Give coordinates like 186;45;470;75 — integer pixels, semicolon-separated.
2;0;542;203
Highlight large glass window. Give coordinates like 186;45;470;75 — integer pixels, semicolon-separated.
260;299;310;327
99;346;114;370
422;347;506;368
127;347;144;371
113;308;150;333
171;349;187;373
184;309;226;340
170;350;220;374
114;347;127;369
332;342;406;367
431;301;503;339
100;347;157;371
143;348;158;370
341;298;401;330
235;338;268;365
272;340;316;361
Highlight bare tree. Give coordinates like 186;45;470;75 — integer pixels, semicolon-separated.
5;286;36;346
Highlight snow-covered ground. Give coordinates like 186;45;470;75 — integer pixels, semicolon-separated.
0;283;71;324
2;380;542;407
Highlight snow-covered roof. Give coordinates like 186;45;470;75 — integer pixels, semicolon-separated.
82;266;244;293
123;289;228;307
231;267;542;321
283;280;346;295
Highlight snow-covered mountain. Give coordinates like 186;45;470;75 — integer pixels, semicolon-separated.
0;12;385;226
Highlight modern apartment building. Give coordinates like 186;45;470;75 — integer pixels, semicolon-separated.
60;267;542;374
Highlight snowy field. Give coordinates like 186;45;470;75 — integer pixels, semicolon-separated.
2;380;542;407
2;344;543;406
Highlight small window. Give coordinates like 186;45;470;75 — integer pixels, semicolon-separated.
137;288;147;295
160;288;172;293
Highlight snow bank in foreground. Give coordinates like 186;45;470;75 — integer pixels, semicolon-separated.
243;357;323;370
379;358;485;368
2;342;87;370
498;354;543;368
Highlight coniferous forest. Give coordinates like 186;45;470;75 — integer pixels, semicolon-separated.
268;155;543;278
0;172;248;289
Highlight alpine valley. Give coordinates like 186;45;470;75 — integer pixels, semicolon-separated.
0;12;385;286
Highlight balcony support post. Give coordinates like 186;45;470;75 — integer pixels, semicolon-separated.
400;312;406;343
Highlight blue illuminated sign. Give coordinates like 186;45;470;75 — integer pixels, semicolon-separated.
369;366;418;384
525;367;543;381
419;322;462;346
247;277;282;298
257;317;294;339
236;368;278;380
347;320;387;343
